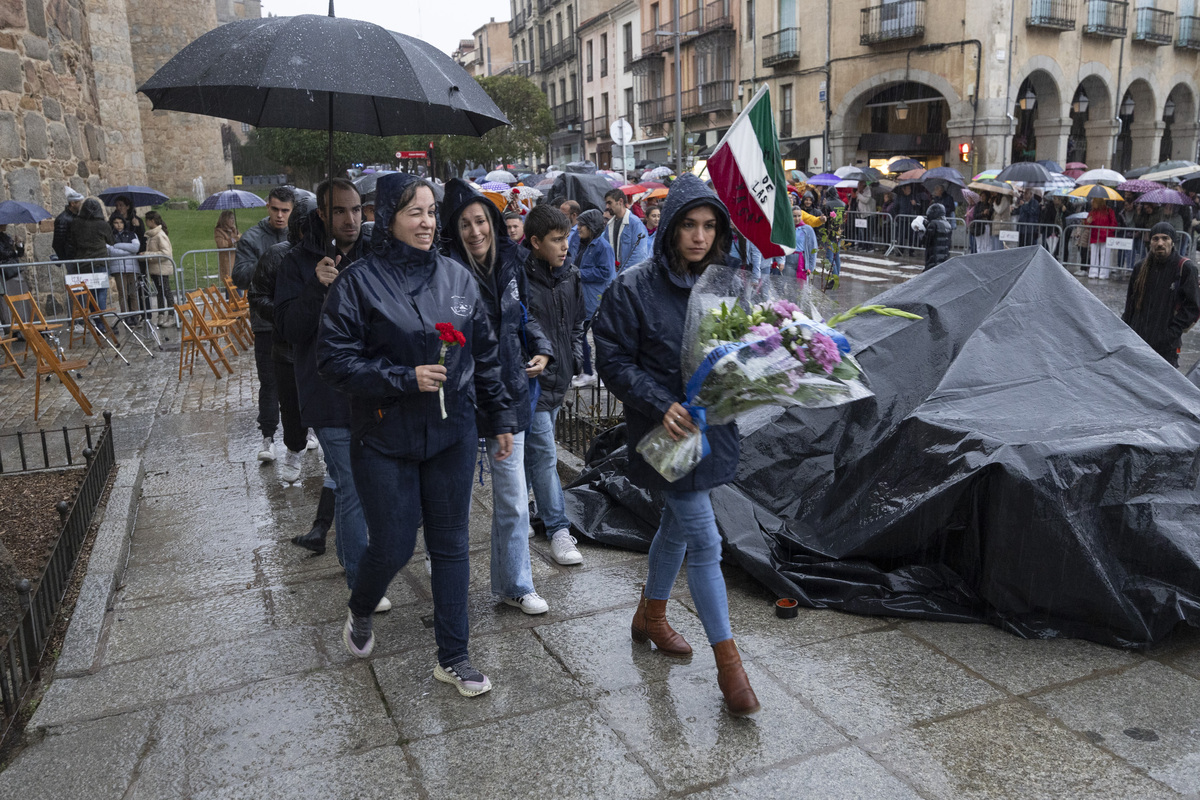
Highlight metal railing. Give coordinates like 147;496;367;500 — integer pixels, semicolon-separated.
699;0;734;33
763;28;802;67
1082;0;1128;37
682;79;735;116
584;115;610;139
1177;16;1200;48
0;413;114;743
637;96;671;126
967;220;1066;256
1027;0;1077;30
842;211;900;253
176;248;235;298
543;37;576;69
1058;223;1193;274
1133;6;1173;44
860;0;926;45
509;10;527;36
553;99;580;125
555;383;623;458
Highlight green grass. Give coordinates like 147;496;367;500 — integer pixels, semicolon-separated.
158;207;270;261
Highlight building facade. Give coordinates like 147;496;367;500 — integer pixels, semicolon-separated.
578;1;641;171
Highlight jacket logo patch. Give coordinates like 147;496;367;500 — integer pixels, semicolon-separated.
508;278;520;302
450;296;471;317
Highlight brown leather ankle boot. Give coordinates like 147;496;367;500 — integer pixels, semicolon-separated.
630;592;692;656
712;639;760;716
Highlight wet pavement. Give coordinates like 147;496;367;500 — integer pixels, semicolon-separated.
1;267;1200;798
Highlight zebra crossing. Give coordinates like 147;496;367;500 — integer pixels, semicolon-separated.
834;252;921;284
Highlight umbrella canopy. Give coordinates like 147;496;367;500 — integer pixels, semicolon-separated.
511;185;543;200
1065;162;1089;171
641;166;673;181
0;200;52;225
834;166;865;179
896;168;927;181
834;178;861;189
1136;188;1193;206
479;181;511;192
973;169;1000;180
97;186;169;208
806;172;843;186
198;189;267;210
968;179;1014;196
352;170;397;195
619;183;648;196
1145;159;1198;173
1117;179;1167;195
481;190;507;211
1040;173;1077;193
485;169;518;184
961;188;980;205
645;187;669;200
1069;184;1123;202
138;15;509;138
1035;160;1063;174
995;162;1054;185
1140;165;1200;182
1075;168;1125;186
922;166;967;186
1063;168;1087;179
886;157;923;173
465;167;487;180
789;169;808;183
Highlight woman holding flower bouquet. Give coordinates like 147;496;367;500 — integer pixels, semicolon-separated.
317;173;516;698
593;173;760;716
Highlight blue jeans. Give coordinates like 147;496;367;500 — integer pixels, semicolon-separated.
349;432;476;667
644;489;732;646
486;432;535;598
315;427;368;592
524;407;570;537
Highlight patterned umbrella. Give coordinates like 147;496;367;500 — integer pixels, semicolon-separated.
511;185;543;200
973;169;1000;180
1116;179;1167;194
640;166;674;181
479;181;511;192
1041;173;1077;192
1136;188;1193;206
198;189;266;210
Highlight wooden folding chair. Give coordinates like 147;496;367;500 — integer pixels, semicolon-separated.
15;317;91;419
222;275;248;306
185;289;243;355
203;284;252;345
66;283;108;350
5;292;63;363
175;300;232;380
0;332;24;379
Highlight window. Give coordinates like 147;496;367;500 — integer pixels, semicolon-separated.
780;84;793;138
538;27;545;57
587;40;593;81
560;78;567;103
556;13;563;42
623;23;633;70
569;73;577;99
600;33;608;76
746;0;754;38
652;3;660;31
568;6;574;33
588;97;595;123
550;83;557;106
625;87;635;118
241;122;251;133
601;92;609;121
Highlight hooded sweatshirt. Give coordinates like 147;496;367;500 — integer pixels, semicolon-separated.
923;203;953;271
68;198;114;261
593;173;740;493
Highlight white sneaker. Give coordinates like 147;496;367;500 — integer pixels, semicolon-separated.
550;529;583;565
257;436;275;463
375;596;392;613
306;430;320;450
424;553;432;575
503;592;549;615
571;373;597;388
278;449;302;483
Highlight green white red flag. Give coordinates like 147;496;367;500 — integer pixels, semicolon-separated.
707;85;795;258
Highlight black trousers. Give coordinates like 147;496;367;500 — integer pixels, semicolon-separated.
273;357;307;453
254;330;278;439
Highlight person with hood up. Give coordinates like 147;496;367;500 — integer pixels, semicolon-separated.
67;197;114;268
1121;221;1200;368
276;179;381;615
593;173;761;718
440;178;554;616
245;195;337;555
317;173;516;698
570;208;616;388
923;203;953;271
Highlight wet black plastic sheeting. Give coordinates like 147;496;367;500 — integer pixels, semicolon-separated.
565;246;1200;648
545;174;614;214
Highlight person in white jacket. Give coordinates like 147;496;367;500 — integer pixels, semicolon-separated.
106;215;142;318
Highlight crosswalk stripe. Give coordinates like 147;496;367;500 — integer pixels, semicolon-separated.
837;271;889;283
840;254;903;267
838;262;909;277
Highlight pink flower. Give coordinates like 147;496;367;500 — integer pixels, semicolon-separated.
747;322;782;354
771;300;801;319
808;331;842;373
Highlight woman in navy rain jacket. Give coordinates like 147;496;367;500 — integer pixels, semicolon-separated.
593;173;760;717
440;178;555;615
317;173;516;698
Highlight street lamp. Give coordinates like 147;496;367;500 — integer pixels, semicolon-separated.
1018;86;1037;112
1165;97;1176;121
894;100;909;121
1072;91;1089;115
656;14;699;175
1121;94;1135;116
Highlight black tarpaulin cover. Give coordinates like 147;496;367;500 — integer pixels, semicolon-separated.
565;246;1200;648
545;174;614;213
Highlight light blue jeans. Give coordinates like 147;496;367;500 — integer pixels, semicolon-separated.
486;432;535;598
315;426;368;592
524;407;570;537
644;489;732;646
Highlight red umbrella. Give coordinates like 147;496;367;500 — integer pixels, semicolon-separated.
1064;162;1088;180
620;183;649;196
640;181;668;190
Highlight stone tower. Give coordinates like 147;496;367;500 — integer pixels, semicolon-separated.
125;0;234;199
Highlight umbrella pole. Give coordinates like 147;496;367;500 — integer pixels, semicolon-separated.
327;93;336;259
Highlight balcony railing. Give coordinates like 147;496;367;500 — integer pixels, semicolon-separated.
1082;0;1128;37
779;115;793;139
537;0;554;14
762;28;801;67
860;1;926;45
543;37;577;69
584;115;610;139
682;79;735;116
624;50;634;70
637;96;671;126
509;10;527;36
498;62;533;78
1026;0;1076;30
1133;6;1173;44
1177;16;1200;49
641;0;733;54
553;99;580;125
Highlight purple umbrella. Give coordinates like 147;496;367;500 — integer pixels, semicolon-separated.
1136;188;1193;206
198;189;266;210
479;181;511;192
806;172;842;186
1116;179;1167;195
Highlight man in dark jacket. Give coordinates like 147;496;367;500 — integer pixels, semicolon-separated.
234;186;294;287
68;197;114;265
53;188;84;261
523;204;587;565
1122;221;1200;368
923;203;953;272
275;179;383;605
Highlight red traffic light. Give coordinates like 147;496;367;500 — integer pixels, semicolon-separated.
959;142;971;162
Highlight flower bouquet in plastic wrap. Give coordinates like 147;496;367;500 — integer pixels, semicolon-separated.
636;266;921;482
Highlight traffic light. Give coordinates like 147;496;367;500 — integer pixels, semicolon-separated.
959;142;971;162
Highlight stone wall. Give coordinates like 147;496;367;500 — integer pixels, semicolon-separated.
125;0;233;200
85;0;147;192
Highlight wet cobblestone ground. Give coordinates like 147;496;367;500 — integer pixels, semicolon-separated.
2;263;1200;798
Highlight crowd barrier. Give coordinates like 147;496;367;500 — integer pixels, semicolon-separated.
176;248;235;296
1058;225;1194;276
967;221;1065;258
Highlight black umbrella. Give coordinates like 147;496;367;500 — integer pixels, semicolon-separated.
1036;159;1064;174
138;6;509;246
98;185;169;208
353;171;397;195
886;157;923;173
995;162;1054;185
921;166;967;187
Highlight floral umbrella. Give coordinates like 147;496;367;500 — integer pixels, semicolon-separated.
1117;179;1168;194
1136;188;1192;206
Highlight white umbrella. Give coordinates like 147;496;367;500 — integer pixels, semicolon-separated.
1139;165;1199;182
834;166;866;180
485;169;518;184
1075;168;1124;187
511;185;542;200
